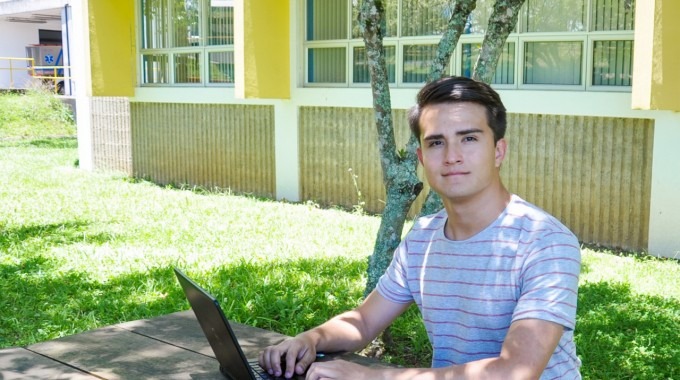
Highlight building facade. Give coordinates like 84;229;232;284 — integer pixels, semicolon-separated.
0;0;678;258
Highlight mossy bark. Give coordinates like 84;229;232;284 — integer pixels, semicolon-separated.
473;0;526;83
359;0;423;296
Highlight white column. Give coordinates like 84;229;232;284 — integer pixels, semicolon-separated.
60;4;73;96
647;112;680;259
69;0;94;170
274;101;300;202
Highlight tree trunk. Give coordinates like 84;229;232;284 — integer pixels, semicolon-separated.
473;0;526;83
428;0;478;81
359;0;423;297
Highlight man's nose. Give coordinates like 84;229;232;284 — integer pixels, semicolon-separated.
444;144;463;164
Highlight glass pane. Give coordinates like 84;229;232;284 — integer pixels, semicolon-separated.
142;0;168;49
351;0;397;38
523;0;585;32
307;47;346;83
461;43;515;84
209;51;234;83
464;0;495;34
142;54;169;84
403;44;441;83
172;0;201;47
208;5;233;45
401;0;453;36
524;41;582;85
306;0;347;41
592;40;633;86
174;52;201;83
592;0;635;31
353;46;395;83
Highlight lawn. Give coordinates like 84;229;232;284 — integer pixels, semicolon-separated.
0;91;678;379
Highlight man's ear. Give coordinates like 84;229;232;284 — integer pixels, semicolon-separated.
417;146;424;165
495;138;507;168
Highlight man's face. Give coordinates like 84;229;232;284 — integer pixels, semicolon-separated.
416;102;506;204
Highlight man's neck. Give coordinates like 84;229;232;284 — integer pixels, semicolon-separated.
441;184;512;241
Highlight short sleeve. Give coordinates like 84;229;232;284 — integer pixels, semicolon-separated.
376;239;414;304
512;231;581;330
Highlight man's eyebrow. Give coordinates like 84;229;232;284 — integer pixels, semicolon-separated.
456;128;484;136
422;134;445;141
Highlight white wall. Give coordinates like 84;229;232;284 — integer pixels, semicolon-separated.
648;113;680;259
0;18;62;89
0;21;38;88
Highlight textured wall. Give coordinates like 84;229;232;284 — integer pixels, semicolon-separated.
502;114;654;251
299;106;426;215
299;107;654;251
130;102;275;198
91;97;132;175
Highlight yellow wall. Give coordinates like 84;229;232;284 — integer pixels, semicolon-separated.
236;0;290;99
88;0;136;97
632;0;680;111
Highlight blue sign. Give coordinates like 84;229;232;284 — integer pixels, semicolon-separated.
44;54;54;64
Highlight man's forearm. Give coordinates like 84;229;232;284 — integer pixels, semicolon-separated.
300;309;375;353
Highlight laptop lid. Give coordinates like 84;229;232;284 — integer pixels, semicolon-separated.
174;267;255;380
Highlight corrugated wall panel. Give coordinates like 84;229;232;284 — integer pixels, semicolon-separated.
130;103;275;197
501;114;653;251
91;97;132;174
300;107;653;252
299;106;426;215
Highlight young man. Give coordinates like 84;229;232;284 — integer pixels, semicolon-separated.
259;76;581;379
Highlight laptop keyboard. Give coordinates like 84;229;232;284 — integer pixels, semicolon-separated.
248;359;286;380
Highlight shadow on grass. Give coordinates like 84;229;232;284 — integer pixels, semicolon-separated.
576;282;680;380
0;221;115;253
2;249;678;380
0;136;77;149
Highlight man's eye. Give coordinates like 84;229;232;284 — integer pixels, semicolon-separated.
463;136;478;142
428;140;443;147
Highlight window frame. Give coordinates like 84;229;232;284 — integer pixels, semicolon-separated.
517;34;587;91
138;0;235;87
586;33;634;92
301;0;635;92
454;34;519;89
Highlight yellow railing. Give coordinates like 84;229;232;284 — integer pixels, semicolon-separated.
0;56;33;89
32;64;70;93
0;56;71;93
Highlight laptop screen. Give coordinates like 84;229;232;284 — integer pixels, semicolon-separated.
174;268;255;380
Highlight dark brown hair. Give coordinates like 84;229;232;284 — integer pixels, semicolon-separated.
408;76;507;143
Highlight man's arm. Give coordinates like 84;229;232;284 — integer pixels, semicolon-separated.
305;318;564;380
258;290;411;378
444;318;564;379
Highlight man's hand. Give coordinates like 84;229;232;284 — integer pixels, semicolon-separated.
259;333;318;378
258;292;410;378
306;360;380;380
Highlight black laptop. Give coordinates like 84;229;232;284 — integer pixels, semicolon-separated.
174;268;303;380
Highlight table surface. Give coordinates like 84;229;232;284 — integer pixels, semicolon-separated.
0;310;390;380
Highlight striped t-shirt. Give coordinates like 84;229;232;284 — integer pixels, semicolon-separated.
376;194;582;379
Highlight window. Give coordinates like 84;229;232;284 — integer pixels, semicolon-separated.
403;44;438;83
353;46;396;83
524;41;582;85
303;0;634;90
461;43;515;85
521;0;586;32
140;0;234;86
592;39;633;86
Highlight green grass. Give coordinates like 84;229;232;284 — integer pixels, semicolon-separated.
1;93;678;379
0;89;75;139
